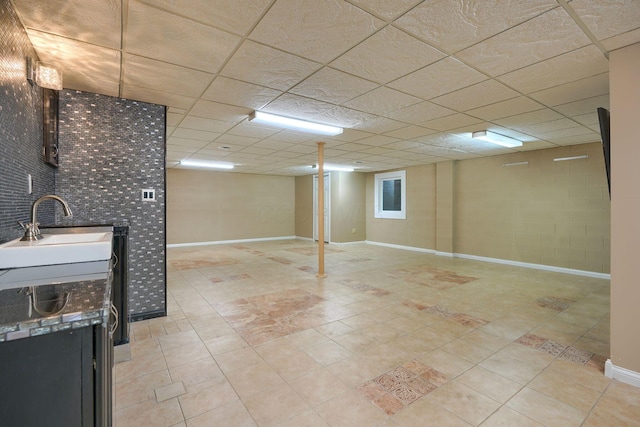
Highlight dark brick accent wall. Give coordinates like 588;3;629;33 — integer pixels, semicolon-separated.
0;0;55;244
56;90;166;318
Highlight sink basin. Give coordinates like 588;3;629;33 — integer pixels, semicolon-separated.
0;232;113;269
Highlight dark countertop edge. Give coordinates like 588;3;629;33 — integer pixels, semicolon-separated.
0;271;112;343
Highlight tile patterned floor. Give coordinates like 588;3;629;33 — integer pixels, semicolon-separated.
114;240;640;426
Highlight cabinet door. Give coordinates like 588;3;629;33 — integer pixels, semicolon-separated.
0;328;94;427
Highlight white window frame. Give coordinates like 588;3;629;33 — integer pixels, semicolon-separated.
374;170;406;219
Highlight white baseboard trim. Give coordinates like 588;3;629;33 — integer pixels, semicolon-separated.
365;240;437;254
167;236;297;248
364;240;610;280
331;240;367;245
295;236;314;242
455;253;611;280
605;359;640;387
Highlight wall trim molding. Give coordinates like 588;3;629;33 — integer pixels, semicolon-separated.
167;236;297;248
605;359;640;387
365;241;610;279
365;240;437;254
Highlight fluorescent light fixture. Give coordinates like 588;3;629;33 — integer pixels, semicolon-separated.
472;130;522;148
26;58;63;90
312;164;354;172
249;111;343;136
502;161;529;167
553;155;588;162
179;160;234;169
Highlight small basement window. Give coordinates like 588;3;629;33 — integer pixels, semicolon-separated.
374;170;406;219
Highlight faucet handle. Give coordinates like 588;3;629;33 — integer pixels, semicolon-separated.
33;222;41;236
18;221;27;230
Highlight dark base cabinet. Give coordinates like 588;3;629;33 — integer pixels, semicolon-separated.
0;324;112;427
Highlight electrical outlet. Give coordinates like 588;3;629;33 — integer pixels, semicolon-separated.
27;174;33;194
141;189;156;201
352;228;356;234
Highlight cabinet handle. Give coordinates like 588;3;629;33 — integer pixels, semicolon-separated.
112;252;119;268
110;303;119;336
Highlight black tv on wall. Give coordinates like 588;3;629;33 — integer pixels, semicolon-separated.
597;107;611;199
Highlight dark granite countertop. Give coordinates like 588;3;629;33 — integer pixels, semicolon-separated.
0;262;112;343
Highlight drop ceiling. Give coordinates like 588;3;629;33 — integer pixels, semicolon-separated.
12;0;640;175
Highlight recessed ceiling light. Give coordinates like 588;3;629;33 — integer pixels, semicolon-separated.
219;145;231;150
472;130;522;148
248;111;343;136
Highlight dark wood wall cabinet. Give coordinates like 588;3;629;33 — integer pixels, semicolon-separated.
0;324;112;426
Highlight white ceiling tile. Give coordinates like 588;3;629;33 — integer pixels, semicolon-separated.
601;27;640;51
331;26;445;84
240;147;280;157
251;140;295;151
509;118;583;136
353;117;407;134
356;135;400;147
388;57;487;100
171;128;217;141
202;77;282;110
179;116;231;133
457;7;592;76
529;73;609;106
466;97;546;121
121;85;196;110
395;0;557;53
126;1;241;73
166;144;199;153
167;137;210;148
290;68;378;104
314;106;376;129
546;134;600;146
227;122;280;139
553;95;609;117
422;113;482;132
15;0;633;176
214;134;262;147
495;109;566;128
167;113;184;127
498;45;609;94
26;30;121;96
431;80;520;111
220;40;322;91
13;0;121;48
381;140;425;150
384;126;437;140
249;0;384;63
123;54;213;98
348;0;422;20
189;100;252;122
535;126;596;140
386;101;455;124
136;0;272;36
344;87;422;115
569;0;640;42
261;93;340;123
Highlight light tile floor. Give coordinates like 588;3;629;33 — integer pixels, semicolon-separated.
114;240;640;426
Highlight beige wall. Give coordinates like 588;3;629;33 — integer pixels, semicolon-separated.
295;172;366;242
366;165;437;249
331;172;366;242
363;144;610;274
610;43;640;373
455;143;610;273
295;174;313;239
167;169;295;244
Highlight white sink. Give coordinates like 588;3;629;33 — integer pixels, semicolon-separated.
0;232;113;269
